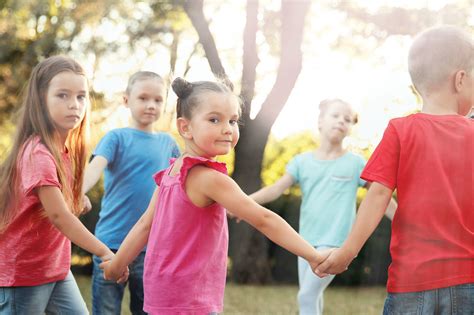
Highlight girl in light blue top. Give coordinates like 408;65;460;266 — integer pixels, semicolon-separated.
251;99;396;315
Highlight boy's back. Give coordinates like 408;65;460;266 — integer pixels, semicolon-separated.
362;113;473;292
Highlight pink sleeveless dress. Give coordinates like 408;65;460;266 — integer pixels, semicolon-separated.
143;156;229;315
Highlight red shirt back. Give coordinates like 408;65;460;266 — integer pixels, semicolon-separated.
361;113;474;293
0;137;71;286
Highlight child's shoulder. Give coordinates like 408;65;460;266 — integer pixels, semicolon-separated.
344;151;366;163
181;156;227;176
22;136;50;157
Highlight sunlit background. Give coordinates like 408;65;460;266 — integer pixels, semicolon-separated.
65;0;473;150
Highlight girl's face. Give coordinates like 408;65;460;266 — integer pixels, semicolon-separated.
183;92;240;158
125;78;165;131
318;101;355;143
46;71;89;138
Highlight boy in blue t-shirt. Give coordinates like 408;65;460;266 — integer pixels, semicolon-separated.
83;71;180;315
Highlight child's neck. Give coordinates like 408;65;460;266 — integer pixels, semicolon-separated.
421;89;460;115
130;122;154;133
314;140;345;160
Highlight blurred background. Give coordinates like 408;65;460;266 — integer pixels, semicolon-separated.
1;0;472;291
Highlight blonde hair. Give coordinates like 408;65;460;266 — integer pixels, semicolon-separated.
125;71;164;95
0;55;90;232
408;25;473;96
319;99;358;124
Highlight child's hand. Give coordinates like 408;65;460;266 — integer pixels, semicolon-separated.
308;247;335;277
313;247;355;277
99;256;129;284
81;195;92;215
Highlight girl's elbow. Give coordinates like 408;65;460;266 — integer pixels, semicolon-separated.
252;210;275;231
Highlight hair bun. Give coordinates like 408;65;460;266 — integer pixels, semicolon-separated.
172;77;193;99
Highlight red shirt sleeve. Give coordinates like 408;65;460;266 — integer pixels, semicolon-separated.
19;139;61;196
361;120;400;190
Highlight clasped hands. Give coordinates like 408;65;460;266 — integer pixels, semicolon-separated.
310;247;357;278
99;254;129;284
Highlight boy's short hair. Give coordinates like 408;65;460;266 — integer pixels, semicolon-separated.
408;25;473;96
126;71;163;95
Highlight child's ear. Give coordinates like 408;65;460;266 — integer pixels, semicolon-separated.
123;95;129;107
454;70;467;93
177;117;193;139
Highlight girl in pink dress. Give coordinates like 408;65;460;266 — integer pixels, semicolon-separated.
102;77;329;314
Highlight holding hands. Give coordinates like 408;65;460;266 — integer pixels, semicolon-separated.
312;247;357;278
100;257;129;284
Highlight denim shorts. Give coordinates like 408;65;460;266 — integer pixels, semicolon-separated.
383;283;473;315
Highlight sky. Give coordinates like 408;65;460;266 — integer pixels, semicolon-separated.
79;0;472;148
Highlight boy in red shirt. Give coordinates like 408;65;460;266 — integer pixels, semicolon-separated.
315;25;473;314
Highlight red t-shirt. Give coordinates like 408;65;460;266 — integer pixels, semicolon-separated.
0;137;71;286
361;113;474;293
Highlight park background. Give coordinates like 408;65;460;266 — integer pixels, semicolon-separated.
0;0;472;313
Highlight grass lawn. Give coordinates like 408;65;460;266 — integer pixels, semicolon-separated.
76;274;386;314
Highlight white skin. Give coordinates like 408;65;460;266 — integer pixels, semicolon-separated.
82;78;165;194
419;68;473;116
314;69;473;277
37;71;122;275
101;91;330;283
250;101;397;220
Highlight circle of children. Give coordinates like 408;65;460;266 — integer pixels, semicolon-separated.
0;25;472;315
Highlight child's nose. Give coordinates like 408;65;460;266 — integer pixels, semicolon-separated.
68;99;80;109
146;101;156;109
222;123;232;134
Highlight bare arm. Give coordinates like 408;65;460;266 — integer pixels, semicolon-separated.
38;186;113;261
190;168;321;264
249;173;294;205
364;182;397;220
83;155;108;194
102;188;159;280
315;182;393;276
384;198;397;221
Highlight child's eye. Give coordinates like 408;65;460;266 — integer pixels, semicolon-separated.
229;119;238;125
139;97;146;101
209;118;219;123
57;93;68;99
78;95;87;101
155;99;163;103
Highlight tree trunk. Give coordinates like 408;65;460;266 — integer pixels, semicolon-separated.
231;0;310;283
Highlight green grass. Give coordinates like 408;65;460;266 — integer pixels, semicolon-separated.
76;274;386;314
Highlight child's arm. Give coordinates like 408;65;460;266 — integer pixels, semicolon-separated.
384;198;397;221
314;182;393;276
38;186;113;261
101;188;159;281
83;155;108;194
190;168;321;264
249;173;294;205
364;182;397;220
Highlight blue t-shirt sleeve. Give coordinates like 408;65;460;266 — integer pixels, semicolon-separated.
93;131;119;166
286;155;300;183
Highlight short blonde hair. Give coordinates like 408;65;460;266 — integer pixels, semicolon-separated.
319;99;358;124
408;25;473;96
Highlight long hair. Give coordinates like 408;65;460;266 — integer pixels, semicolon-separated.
0;55;90;232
